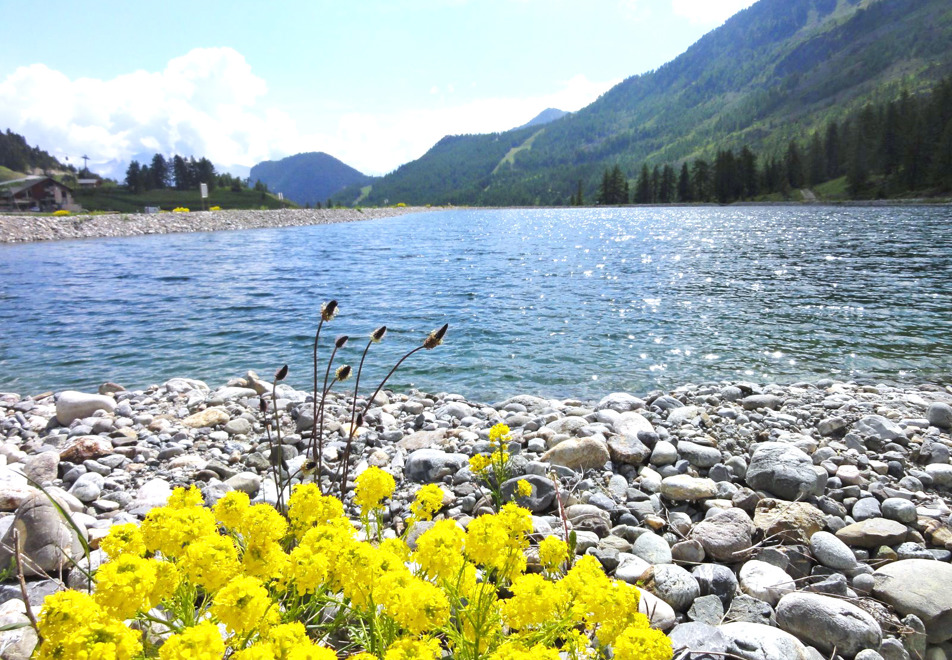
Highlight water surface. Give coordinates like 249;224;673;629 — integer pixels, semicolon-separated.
1;206;949;401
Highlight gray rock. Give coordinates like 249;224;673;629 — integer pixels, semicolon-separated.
810;531;858;570
500;474;555;513
873;559;952;642
660;475;718;501
0;493;85;577
881;498;917;524
718;621;810;660
855;415;906;442
742;395;783;410
644;563;700;612
669;622;731;657
925;463;952;488
747;442;819;500
678;441;722;468
738;560;795;607
225;472;261;496
224;418;253;435
606;434;651;465
55;390;116;426
650;440;679;466
688;594;725;625
926;403;952;429
597;393;645;413
693;563;738;610
776;592;882;658
404;449;468;483
614;411;654;437
672;539;706;564
632;531;673;565
68;472;104;503
726;594;774;625
690;508;754;562
852;497;882;521
637;587;677;630
22;451;59;485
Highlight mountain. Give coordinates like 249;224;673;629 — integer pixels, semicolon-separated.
250;152;370;206
517;108;569;130
0;129;68;175
338;0;952;206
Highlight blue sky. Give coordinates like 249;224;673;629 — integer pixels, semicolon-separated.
0;0;755;177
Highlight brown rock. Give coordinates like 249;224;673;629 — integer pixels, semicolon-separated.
542;436;611;472
397;429;449;451
59;436;113;462
753;499;826;544
182;407;230;428
835;517;908;548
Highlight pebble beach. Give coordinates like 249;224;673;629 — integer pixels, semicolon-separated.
0;207;433;243
1;374;952;658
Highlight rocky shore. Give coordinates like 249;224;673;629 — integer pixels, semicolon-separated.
0;207;432;243
2;376;952;659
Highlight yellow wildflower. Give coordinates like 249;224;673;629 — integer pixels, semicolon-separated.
167;485;204;509
99;522;146;559
287;543;330;594
469;454;491;474
288;646;337;660
539;536;569;572
354;466;396;512
489;643;561;660
489;423;511;447
516;479;533;498
141;505;217;558
612;624;674;660
212;575;273;635
213;490;250;530
182;534;240;592
94;554;160;619
501;573;561;630
383;577;451;635
384;637;442;660
288;483;346;537
243;540;290;582
414;519;465;580
158;620;224;660
239;503;289;545
409;483;445;521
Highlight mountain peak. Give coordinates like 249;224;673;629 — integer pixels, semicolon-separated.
516;108;568;130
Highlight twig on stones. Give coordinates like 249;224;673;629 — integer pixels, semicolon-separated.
12;529;41;643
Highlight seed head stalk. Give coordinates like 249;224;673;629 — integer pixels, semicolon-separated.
310;300;338;482
312;335;348;483
338;326;386;497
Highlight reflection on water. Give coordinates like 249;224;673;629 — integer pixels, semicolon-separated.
0;206;950;401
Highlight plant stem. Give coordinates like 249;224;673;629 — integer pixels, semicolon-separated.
338;338;373;496
314;343;343;484
311;318;325;473
12;530;41;642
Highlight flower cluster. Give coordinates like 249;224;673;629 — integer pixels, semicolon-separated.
52;209;70;216
172;206;189;213
33;481;671;660
470;423;517;508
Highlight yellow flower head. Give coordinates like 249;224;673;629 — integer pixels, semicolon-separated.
539;536;569;572
383;577;451;635
612;624;674;660
489;423;511;447
414;519;465;580
469;454;491;475
212;575;274;635
286;544;330;595
182;534;240;592
384;637;442;660
94;554;160;619
167;485;204;509
240;503;289;546
244;540;290;582
409;484;445;521
501;573;561;630
100;522;146;559
516;479;533;498
213;490;250;530
158;620;224;660
288;483;346;538
141;505;217;558
489;643;561;660
354;466;396;513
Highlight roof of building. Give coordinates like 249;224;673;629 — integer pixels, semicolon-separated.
0;176;73;195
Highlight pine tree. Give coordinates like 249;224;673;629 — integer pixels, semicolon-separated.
677;163;692;202
635;164;652;204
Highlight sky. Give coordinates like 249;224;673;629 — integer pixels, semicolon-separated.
0;0;756;179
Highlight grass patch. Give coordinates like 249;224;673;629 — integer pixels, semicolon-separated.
354;185;373;205
74;188;297;213
0;166;26;183
814;176;849;200
492;129;545;175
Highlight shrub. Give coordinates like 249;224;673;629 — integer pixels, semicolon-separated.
209;205;221;211
172;207;189;213
52;209;70;216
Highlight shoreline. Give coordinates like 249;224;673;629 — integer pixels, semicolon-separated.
2;376;952;653
0;206;434;244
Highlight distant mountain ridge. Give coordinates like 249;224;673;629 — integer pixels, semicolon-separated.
337;0;952;206
250;152;369;206
517;108;568;130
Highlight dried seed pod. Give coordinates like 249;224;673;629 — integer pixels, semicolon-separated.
335;335;350;349
336;365;352;382
275;364;289;381
321;300;339;322
423;323;449;349
371;325;388;343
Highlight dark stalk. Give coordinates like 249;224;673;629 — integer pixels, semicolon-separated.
312;336;348;482
270;364;289;513
337;329;382;496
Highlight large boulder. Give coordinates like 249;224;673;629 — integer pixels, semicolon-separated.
690;508;754;562
606;434;651;465
753;499;826;544
404;449;469;483
55;390;116;426
776;592;881;658
500;474;555;513
717;622;810;660
854;415;905;442
541;437;610;472
873;559;952;642
0;493;85;577
746;442;820;500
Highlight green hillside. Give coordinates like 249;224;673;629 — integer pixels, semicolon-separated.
338;0;952;206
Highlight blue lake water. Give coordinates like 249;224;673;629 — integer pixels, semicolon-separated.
1;206;950;402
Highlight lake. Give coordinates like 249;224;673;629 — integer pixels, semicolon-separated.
1;206;950;402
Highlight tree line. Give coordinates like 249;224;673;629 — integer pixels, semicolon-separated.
124;154;247;194
587;73;952;205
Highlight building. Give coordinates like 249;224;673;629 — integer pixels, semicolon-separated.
0;176;75;212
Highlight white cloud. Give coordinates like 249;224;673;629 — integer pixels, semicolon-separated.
671;0;756;25
0;48;618;179
0;48;296;178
